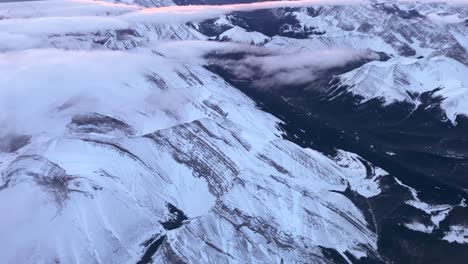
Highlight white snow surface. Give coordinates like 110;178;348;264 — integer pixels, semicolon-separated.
260;4;468;123
0;1;389;263
218;26;271;45
443;225;468;244
1;0;467;263
339;55;468;123
394;177;467;235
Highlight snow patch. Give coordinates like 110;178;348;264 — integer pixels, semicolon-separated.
404;222;435;234
334;150;387;197
218;26;270;45
443;225;468;244
340;56;468;124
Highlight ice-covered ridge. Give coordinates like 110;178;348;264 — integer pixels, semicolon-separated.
340;56;468;102
338;56;468;123
195;1;467;124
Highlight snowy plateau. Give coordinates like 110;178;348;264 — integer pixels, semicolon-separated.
0;0;467;264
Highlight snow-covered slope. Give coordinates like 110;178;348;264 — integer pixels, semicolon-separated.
0;1;389;263
197;1;468;123
1;0;468;264
217;26;270;44
337;56;468;122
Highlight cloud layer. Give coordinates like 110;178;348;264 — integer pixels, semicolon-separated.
0;0;464;136
0;39;378;138
1;0;465;40
212;48;379;88
153;40;379;88
0;49;182;137
1;0;357;37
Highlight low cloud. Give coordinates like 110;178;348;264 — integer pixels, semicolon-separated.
0;0;462;136
2;0;465;40
0;48;186;137
123;0;363;25
0;0;140;19
0;0;358;37
426;13;466;24
0;40;379;138
219;49;378;88
154;40;379;88
399;0;467;4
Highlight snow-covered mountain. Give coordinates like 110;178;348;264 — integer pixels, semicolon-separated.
197;1;468;121
1;0;468;264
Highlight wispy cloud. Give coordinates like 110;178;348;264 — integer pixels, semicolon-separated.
0;49;179;136
212;48;378;88
123;0;363;24
426;13;466;24
0;0;465;42
0;0;358;37
154;40;379;88
0;40;378;137
0;0;140;18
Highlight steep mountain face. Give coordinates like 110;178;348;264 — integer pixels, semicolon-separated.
197;3;468;263
0;1;467;264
